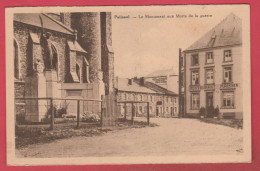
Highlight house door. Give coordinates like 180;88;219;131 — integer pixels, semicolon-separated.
156;107;159;117
206;92;214;116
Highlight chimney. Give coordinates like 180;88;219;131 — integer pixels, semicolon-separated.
140;77;145;86
128;78;132;85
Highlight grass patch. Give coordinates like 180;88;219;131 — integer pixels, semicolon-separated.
198;118;243;129
16;119;158;149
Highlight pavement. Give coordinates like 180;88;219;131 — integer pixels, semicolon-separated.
16;118;243;158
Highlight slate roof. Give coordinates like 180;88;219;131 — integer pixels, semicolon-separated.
117;78;178;96
185;13;242;51
117;78;158;94
144;81;178;96
14;13;74;35
67;40;87;53
146;69;177;78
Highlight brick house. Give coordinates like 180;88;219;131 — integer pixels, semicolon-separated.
13;12;114;122
179;13;243;119
115;77;178;117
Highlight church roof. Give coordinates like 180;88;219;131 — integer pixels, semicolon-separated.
14;13;74;35
185;13;242;52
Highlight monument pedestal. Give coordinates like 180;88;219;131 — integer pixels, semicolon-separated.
45;70;62;117
25;73;47;122
45;70;61;99
25;70;61;122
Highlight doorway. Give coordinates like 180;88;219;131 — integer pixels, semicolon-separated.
156;107;159;117
206;92;214;117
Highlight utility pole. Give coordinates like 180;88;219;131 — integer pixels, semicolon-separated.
178;48;182;118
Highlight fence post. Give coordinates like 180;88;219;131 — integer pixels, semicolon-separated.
147;102;150;125
131;102;134;125
76;100;80;128
50;98;54;130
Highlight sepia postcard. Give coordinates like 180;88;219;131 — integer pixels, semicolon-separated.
6;5;251;165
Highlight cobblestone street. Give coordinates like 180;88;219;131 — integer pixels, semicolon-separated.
17;118;243;158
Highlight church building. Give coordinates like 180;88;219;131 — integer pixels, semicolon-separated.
14;12;114;122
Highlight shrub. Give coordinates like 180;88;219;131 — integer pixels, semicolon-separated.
199;107;206;117
47;106;57;118
81;112;100;123
213;106;220;117
56;107;67;118
46;101;69;118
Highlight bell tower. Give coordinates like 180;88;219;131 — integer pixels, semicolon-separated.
71;12;114;95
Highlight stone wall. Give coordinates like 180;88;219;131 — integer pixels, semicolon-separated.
14;81;26;116
14;22;75;82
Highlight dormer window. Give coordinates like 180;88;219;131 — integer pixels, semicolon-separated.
208;35;216;47
224;50;232;62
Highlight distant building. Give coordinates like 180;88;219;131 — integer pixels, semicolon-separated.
179;13;243;119
145;69;178;93
115;77;178;117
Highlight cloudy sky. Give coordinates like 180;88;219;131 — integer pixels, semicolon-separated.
112;5;247;78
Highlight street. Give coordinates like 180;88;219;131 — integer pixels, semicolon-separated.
16;118;243;158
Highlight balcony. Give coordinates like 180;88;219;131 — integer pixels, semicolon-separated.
203;84;215;91
220;83;239;89
189;85;200;92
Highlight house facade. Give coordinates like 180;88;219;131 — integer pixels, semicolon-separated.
179;13;243;119
116;77;178;117
14;12;114;122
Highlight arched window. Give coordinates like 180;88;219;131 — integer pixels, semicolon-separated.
76;64;80;81
14;40;19;79
51;44;58;71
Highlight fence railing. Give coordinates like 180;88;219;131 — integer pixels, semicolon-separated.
15;97;102;130
117;101;150;125
15;94;150;130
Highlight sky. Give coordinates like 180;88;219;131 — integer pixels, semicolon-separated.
111;5;247;78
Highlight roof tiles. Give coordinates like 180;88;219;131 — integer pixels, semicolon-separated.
185;13;242;51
